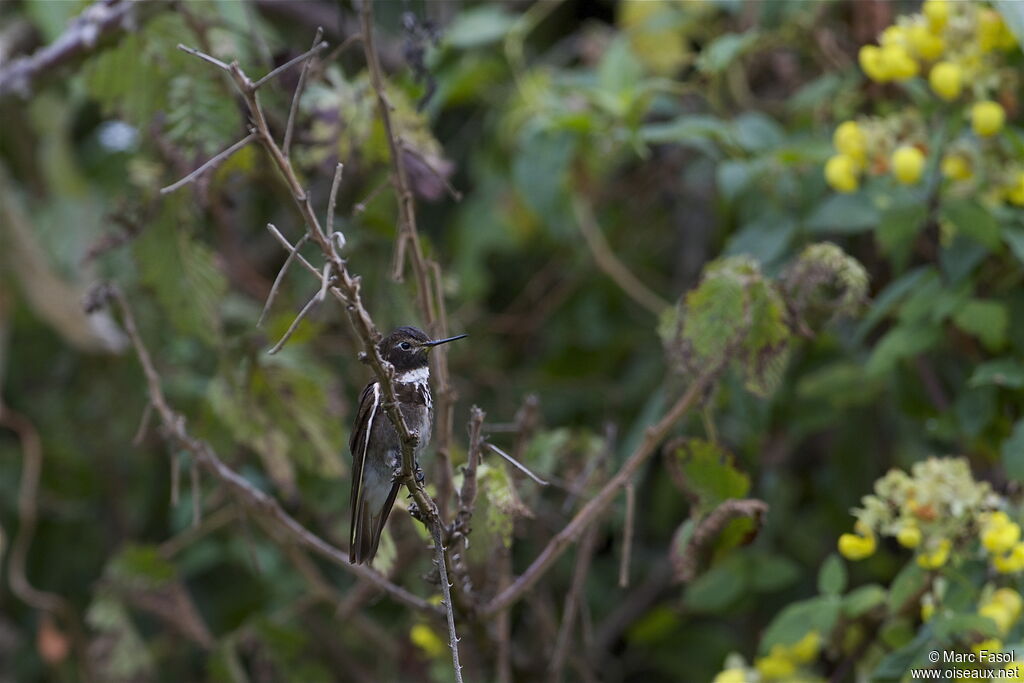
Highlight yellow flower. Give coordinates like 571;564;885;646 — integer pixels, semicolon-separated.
994;588;1023;619
713;669;748;683
972;101;1006;137
941;155;972;181
973;638;1003;657
880;25;907;47
992;543;1024;574
978;9;1007;53
789;631;821;663
1006;172;1024;206
880;43;919;81
897;524;922;549
910;24;945;61
917;538;951;570
859;45;889;82
923;0;950;32
825;155;860;194
892;146;925;185
921;600;936;622
834;121;867;164
980;602;1016;634
1006;662;1024;681
929;61;962;101
983;518;1021;555
756;647;796;680
409;623;446;659
838;529;876;560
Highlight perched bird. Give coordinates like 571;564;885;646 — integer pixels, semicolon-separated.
348;326;467;564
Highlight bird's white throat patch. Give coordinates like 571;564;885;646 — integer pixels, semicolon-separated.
395;366;430;384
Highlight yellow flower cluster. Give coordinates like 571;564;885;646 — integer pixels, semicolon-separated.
837;458;999;568
981;512;1024;573
826;4;1021;200
978;588;1023;636
713;632;823;683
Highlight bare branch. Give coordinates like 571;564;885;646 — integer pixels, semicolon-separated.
429;521;465;683
0;0;168;100
159;133;257;195
352;177;388;216
486;442;549;487
550;524;600;680
176;43;232;72
573;196;670;315
253;38;327;90
483;364;723;616
132;402;153;446
618;481;635;588
283;27;325;158
453;407;486;543
258;233;310;327
190;461;202;528
325;162;344;242
98;285;440;616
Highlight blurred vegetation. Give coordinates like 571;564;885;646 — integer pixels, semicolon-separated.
3;0;1024;681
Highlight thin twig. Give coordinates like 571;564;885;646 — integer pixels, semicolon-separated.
430;260;456;520
176;43;232;72
159;504;237;558
258;233;310;327
453;407;486;543
132;402;152;446
253;40;328;90
550;524;600;681
671;499;768;583
282;27;325;158
399;139;462;201
159;133;256;195
325;162;344;242
618;481;635;588
267;287;323;355
190;460;202;528
486;442;549;486
352;177;389;216
430;521;465;683
100;285;439;616
170;454;180;506
573;196;669;315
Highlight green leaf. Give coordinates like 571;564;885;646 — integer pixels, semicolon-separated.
697;32;759;74
1003;225;1024;265
683;552;748;613
876;202;927;270
853;267;931;343
747;552;801;593
723;214;796;265
952;299;1008;351
933;613;1001;640
598;37;645;96
956;386;997;439
733;112;784;152
865;324;940;377
675;439;750;513
478;463;532;547
639;115;734;153
941;198;1001;249
888;562;927;612
970;359;1024;389
760;595;841;653
817;553;847;596
86;597;155;680
843;584;887;618
444;5;517;48
1002;419;1024;483
805;193;879;234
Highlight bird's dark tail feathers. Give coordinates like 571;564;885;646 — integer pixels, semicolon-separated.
350;483;400;565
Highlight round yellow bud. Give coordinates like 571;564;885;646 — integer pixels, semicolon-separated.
712;669;747;683
921;601;936;622
880;25;907;47
923;0;950;31
859;45;889;83
834;121;867;163
892;146;925;185
978;9;1006;53
980;602;1016;635
881;44;919;81
983;520;1021;555
898;524;922;549
994;588;1023;619
838;531;876;560
929;61;962;101
825;155;860;193
788;631;821;663
1006;172;1024;206
916;538;951;570
910;24;945;61
972;101;1006;137
941;154;972;181
755;648;796;681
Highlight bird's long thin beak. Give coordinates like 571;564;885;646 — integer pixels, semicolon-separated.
422;333;468;347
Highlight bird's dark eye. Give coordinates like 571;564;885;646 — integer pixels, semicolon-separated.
399;341;412;351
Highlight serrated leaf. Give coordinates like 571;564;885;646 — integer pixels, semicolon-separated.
817;553;847;596
675;439;750;514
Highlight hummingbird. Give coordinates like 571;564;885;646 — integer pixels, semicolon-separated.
348;326;467;564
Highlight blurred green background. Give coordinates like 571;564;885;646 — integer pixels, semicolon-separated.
2;0;1024;681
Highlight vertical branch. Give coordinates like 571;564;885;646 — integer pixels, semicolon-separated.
549;524;600;681
618;481;635;588
430;261;456;519
430;520;465;683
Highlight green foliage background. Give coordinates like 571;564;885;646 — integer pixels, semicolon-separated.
1;1;1024;681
